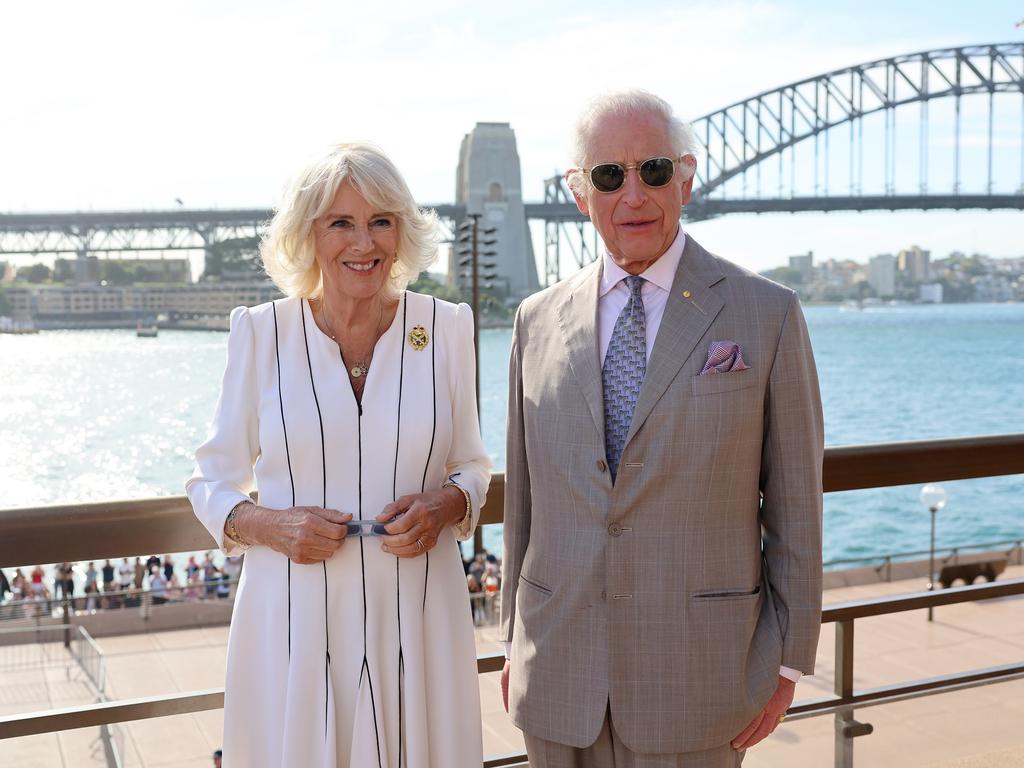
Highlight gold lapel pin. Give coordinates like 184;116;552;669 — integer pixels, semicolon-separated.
408;325;429;351
682;290;692;299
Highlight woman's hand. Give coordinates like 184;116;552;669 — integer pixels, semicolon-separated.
375;488;464;558
236;504;352;565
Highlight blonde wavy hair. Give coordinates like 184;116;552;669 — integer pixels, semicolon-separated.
260;142;439;300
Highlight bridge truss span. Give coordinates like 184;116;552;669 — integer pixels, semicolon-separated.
3;44;1022;288
689;42;1024;213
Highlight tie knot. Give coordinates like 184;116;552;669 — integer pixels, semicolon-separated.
625;275;645;300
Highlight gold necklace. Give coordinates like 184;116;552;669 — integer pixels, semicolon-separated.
319;297;385;380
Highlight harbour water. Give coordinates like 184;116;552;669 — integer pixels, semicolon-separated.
1;302;1022;565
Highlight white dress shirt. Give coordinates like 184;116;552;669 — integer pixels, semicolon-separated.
598;227;686;366
505;226;801;684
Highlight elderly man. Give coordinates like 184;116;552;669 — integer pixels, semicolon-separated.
500;90;824;767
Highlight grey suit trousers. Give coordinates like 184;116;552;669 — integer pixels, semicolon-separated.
524;707;744;767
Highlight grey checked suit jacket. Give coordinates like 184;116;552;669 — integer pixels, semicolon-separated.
500;235;824;754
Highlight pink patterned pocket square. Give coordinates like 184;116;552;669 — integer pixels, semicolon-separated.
700;340;750;375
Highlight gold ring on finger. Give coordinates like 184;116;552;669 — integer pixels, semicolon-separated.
416;539;423;552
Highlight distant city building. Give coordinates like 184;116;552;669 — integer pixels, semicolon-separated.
971;273;1015;302
74;255;102;284
788;251;814;282
4;282;281;325
919;283;943;303
759;247;1019;304
868;254;896;297
898;245;930;281
453;122;540;300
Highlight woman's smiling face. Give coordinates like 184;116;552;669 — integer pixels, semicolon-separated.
313;182;399;302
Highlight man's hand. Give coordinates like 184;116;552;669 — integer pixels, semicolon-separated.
501;660;511;713
731;675;795;751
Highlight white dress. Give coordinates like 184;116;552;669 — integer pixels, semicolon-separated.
186;293;491;768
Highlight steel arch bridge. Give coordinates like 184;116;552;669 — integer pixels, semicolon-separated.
539;42;1024;282
2;43;1022;286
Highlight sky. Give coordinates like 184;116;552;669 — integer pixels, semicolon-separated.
2;0;1022;276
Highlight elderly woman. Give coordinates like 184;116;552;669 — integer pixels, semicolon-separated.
187;143;491;767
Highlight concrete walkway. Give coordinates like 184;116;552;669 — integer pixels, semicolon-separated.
1;567;1022;767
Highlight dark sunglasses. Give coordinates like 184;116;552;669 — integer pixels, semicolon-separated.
580;156;687;193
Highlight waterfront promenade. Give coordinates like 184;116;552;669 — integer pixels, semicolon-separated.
2;565;1022;767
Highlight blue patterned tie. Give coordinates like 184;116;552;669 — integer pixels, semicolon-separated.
602;275;647;480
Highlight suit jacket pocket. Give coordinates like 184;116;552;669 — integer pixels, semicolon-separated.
691;585;761;600
520;573;553;595
691;370;757;396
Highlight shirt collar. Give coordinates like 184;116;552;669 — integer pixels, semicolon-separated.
599;226;686;298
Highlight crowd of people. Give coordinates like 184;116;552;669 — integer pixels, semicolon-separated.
0;553;243;616
0;550;499;622
463;550;502;626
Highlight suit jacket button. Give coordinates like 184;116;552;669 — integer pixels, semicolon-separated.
596;459;607;472
608;522;622;537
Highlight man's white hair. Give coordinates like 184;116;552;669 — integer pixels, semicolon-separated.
567;89;700;195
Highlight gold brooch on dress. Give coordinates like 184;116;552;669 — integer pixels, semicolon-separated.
408;325;429;351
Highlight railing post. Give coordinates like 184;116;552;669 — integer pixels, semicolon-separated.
834;618;855;767
62;596;71;649
834;618;873;767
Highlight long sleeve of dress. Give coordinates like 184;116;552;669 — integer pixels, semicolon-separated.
445;302;492;541
186;305;260;555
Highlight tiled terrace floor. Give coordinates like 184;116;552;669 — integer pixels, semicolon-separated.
1;565;1022;767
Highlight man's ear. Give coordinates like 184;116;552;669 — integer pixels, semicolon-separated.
680;175;694;207
566;171;591;217
680;156;697;207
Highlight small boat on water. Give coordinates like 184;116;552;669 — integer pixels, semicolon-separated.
136;322;158;338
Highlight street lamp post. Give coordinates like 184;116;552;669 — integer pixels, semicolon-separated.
455;213;497;557
919;484;948;621
455;214;497;419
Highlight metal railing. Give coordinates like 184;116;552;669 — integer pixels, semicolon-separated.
824;538;1024;580
794;579;1024;766
0;433;1022;768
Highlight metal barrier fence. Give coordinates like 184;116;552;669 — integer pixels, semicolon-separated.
69;625;125;768
0;433;1022;768
0;624;124;767
0;625;76;674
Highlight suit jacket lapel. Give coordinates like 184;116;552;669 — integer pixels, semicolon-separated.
557;261;605;444
624;237;726;448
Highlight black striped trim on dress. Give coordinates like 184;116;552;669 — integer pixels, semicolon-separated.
272;301;294;660
299;300;331;741
419;297;438;612
345;325;384;768
393;294;407;768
